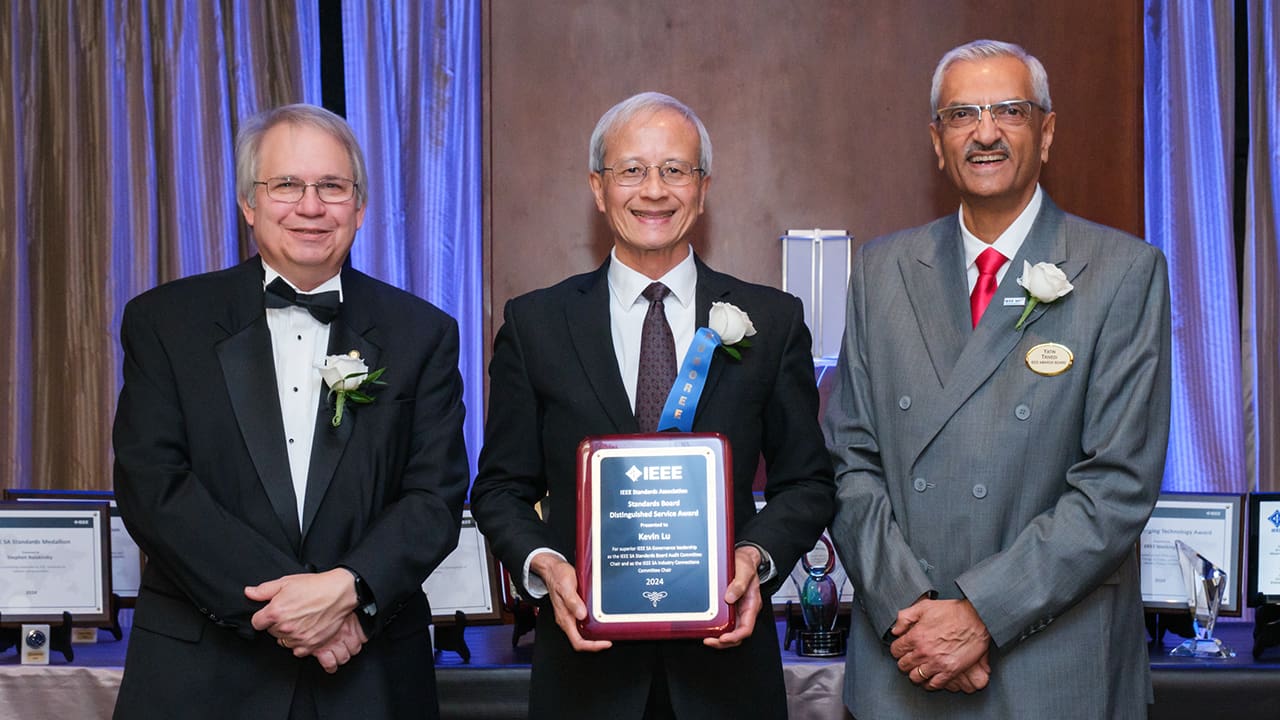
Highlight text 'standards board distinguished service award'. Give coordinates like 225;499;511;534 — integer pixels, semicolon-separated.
576;434;734;640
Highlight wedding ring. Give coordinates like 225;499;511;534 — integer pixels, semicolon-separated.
278;638;290;649
915;666;930;681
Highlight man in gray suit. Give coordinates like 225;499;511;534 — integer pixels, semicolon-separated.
825;39;1171;719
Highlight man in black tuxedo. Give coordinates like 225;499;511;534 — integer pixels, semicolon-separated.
112;104;469;719
470;92;834;719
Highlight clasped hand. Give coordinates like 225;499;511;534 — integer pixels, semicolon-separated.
889;597;991;694
245;569;368;674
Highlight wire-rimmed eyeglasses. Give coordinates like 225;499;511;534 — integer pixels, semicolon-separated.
934;100;1044;131
599;160;705;187
253;176;359;204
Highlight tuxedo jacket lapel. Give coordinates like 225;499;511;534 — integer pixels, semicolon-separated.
566;262;639;433
301;272;382;540
214;262;302;551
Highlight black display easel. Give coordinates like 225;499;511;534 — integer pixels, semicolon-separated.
1145;610;1194;647
433;610;471;663
1252;603;1280;659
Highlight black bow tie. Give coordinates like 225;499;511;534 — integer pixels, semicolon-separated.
264;277;341;324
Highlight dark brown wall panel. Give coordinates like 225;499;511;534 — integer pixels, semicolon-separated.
484;1;1143;356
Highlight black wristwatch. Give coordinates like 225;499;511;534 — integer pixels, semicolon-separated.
342;567;377;616
737;541;772;579
756;553;773;579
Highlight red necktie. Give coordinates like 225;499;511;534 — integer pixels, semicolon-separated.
970;248;1008;327
635;282;676;431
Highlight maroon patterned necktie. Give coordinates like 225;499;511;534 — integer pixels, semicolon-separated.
635;282;676;431
970;247;1008;327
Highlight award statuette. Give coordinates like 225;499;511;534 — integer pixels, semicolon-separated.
1170;540;1234;658
576;433;734;641
794;536;846;657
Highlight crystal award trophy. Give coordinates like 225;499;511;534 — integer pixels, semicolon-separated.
1170;539;1234;658
793;535;846;656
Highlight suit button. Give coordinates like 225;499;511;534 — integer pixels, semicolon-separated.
913;477;928;492
898;395;912;410
1015;404;1031;420
972;484;988;499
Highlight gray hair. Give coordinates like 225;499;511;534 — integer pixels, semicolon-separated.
235;103;368;208
588;92;713;176
930;39;1052;116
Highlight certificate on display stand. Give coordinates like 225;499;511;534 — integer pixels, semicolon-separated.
4;489;143;604
0;502;112;625
1248;493;1280;606
422;507;501;622
1139;492;1243;614
576;434;734;641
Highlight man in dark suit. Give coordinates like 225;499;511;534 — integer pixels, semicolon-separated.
824;40;1171;719
112;104;469;719
470;92;835;719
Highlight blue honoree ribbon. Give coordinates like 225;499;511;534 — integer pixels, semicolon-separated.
657;327;721;432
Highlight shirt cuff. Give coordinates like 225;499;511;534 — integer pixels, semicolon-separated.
522;548;567;599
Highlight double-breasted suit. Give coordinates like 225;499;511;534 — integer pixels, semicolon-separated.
470;256;834;719
825;196;1171;719
112;257;469;719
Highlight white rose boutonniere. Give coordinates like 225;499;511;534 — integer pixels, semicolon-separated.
317;350;387;427
1015;261;1073;330
708;302;757;360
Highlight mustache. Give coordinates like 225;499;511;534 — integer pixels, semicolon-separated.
965;140;1010;156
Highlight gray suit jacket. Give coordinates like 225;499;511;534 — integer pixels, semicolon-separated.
824;196;1171;719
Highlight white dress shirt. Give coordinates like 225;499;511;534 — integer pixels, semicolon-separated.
960;184;1044;293
607;248;699;408
262;261;343;528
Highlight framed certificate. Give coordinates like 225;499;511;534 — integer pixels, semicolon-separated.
754;494;854;610
576;433;734;641
422;506;502;622
1248;493;1280;606
0;501;113;625
4;489;144;604
1139;492;1243;614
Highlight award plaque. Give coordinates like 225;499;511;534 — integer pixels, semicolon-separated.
576;433;734;641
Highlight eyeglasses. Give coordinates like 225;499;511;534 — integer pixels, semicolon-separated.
253;176;358;204
599;160;705;187
934;100;1043;130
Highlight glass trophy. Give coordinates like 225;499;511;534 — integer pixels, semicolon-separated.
793;535;846;656
1169;540;1234;658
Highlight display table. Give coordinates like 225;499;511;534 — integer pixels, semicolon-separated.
1;620;1274;720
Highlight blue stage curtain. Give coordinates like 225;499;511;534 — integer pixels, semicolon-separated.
1144;1;1249;493
1243;0;1280;492
338;0;483;479
0;1;314;490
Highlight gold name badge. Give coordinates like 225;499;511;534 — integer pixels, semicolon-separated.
1025;342;1073;376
